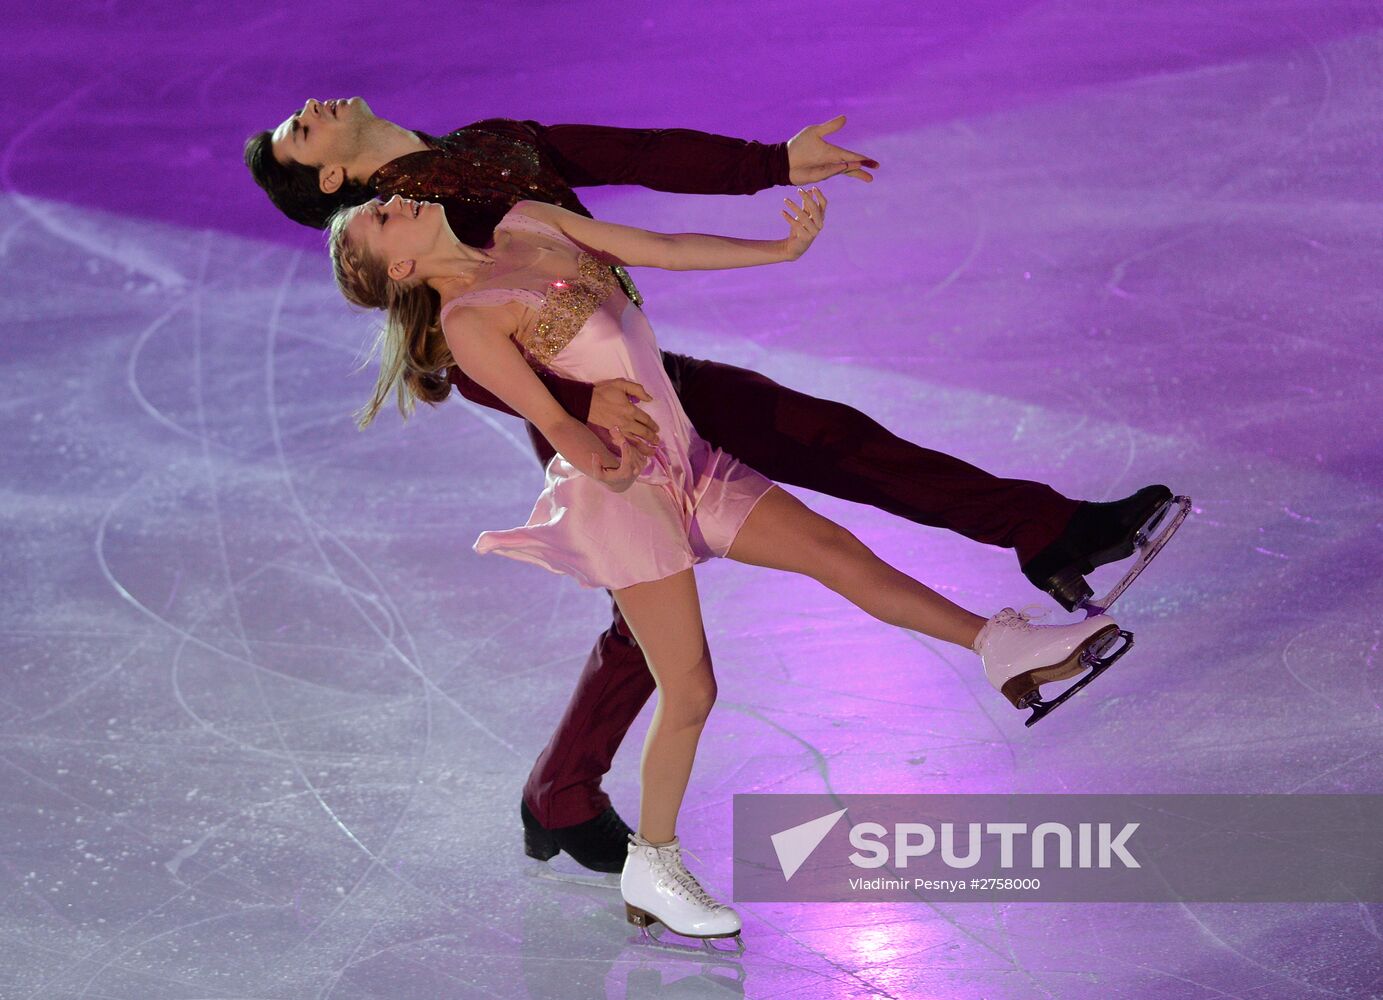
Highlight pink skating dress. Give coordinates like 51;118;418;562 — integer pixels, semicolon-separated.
442;204;776;591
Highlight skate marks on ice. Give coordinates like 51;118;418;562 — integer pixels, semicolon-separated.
0;197;550;996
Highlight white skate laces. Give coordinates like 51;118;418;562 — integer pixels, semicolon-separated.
1005;604;1052;627
974;604;1052;652
630;834;726;911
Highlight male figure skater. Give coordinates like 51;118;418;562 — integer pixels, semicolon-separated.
245;97;1182;873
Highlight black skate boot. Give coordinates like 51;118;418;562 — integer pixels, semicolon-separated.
1021;485;1177;612
521;797;634;874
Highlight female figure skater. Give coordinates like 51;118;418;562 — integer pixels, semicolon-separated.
326;189;1127;950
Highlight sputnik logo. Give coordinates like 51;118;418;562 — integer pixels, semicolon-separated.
771;808;848;881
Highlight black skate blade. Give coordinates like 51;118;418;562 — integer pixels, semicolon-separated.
1021;630;1134;727
1136;496;1174;544
524;862;619;889
1079;496;1191;618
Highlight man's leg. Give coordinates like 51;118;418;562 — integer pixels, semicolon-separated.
523;592;657;829
519;421;656;833
664;352;1080;565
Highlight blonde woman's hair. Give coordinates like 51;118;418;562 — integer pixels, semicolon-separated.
327;203;454;429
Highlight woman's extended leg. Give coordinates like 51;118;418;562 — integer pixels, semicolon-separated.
612;568;714;846
727;485;987;649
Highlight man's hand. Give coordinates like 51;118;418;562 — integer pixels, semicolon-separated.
588;378;661;448
786;115;878;185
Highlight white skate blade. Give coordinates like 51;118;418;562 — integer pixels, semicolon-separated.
1080;496;1191;617
633;923;746;958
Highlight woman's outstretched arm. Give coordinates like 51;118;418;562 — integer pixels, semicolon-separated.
512;189;826;271
442;304;648;491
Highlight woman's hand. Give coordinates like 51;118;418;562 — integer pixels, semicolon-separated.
781;187;827;260
588;378;660;448
587;426;649;493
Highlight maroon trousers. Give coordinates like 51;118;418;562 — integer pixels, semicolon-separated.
522;352;1080;828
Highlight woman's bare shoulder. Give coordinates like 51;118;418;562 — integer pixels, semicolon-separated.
440;294;526;339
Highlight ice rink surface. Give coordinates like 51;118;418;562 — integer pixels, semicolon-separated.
2;2;1381;997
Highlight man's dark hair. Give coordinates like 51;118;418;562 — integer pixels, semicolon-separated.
243;130;374;230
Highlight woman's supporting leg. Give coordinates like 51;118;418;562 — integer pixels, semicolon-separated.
522;593;656;831
612;568;716;846
727;485;987;649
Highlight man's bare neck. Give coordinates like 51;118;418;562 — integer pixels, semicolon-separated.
351;119;430;182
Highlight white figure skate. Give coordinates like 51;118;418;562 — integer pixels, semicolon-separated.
622;832;745;955
975;607;1134;727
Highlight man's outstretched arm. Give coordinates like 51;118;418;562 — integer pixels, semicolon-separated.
506;115;878;193
459;116;872;194
521;120;788;195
